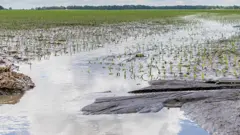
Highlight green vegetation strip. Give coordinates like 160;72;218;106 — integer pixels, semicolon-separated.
0;10;239;30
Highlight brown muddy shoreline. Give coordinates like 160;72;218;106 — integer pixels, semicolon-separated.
0;58;35;97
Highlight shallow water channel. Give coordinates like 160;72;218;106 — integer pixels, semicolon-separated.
0;16;239;135
0;53;209;135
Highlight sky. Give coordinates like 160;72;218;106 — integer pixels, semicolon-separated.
1;0;240;9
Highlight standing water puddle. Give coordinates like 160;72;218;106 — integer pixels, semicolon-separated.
1;54;209;135
0;16;239;135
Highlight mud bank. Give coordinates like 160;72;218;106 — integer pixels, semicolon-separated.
82;79;240;135
82;80;240;114
0;58;35;96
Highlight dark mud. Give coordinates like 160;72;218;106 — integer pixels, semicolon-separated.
129;79;240;93
82;80;240;115
82;79;240;135
82;88;239;114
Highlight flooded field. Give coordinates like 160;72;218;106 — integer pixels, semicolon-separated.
0;12;239;135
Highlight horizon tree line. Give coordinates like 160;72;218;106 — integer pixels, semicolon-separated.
0;5;240;10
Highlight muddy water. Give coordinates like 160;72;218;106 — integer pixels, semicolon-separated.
0;17;239;135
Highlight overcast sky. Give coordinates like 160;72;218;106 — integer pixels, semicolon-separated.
1;0;240;9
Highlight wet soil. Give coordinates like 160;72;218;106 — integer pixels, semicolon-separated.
0;58;34;96
82;79;240;135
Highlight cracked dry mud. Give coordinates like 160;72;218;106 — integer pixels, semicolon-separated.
82;79;240;135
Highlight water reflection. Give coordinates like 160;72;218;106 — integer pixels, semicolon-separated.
0;52;208;135
0;116;29;135
0;94;23;105
179;120;208;135
0;108;208;135
75;109;184;135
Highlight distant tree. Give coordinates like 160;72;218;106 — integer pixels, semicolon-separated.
9;7;12;10
34;5;240;10
0;5;4;10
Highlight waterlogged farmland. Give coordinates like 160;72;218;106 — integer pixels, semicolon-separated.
1;13;239;81
0;10;240;135
88;16;240;81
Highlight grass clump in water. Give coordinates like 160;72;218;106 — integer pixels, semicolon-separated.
135;53;145;58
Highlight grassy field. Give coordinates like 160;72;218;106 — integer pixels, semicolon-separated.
0;10;239;30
